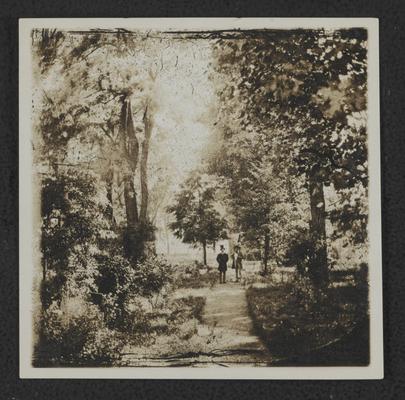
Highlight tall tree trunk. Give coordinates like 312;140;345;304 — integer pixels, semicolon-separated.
308;169;328;287
263;233;270;274
119;96;141;261
123;178;138;227
105;168;115;226
140;105;152;227
202;240;207;265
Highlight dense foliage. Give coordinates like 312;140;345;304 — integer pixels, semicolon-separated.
167;171;228;264
32;27;370;366
246;270;369;365
209;28;368;285
32;29;179;365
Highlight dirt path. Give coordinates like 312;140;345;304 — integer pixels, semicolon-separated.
194;282;271;366
121;280;272;367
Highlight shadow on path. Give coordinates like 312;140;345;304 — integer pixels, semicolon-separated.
194;282;272;366
121;282;272;367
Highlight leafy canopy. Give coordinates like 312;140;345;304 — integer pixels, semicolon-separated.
167;171;228;247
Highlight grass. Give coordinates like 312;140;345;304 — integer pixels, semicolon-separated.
174;265;219;289
168;295;206;324
246;279;369;366
118;295;212;365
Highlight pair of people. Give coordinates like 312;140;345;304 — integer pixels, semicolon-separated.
216;244;243;284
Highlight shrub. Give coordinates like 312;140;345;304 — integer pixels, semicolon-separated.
40;170;112;309
81;326;124;364
246;275;369;363
168;296;206;326
94;254;138;330
37;299;124;366
122;221;156;261
174;266;218;289
132;256;173;298
114;297;153;343
244;248;262;261
284;231;314;275
94;254;172;332
97;292;151;338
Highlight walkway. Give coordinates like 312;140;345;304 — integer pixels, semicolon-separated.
196;282;272;366
121;279;272;367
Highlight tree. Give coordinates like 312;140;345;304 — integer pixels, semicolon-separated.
40;168;116;310
210;28;368;286
32;29;164;262
167;171;228;265
208;129;308;273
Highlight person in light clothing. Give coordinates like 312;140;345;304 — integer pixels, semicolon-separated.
232;245;243;282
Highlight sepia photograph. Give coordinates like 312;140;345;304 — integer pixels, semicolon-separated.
19;18;382;379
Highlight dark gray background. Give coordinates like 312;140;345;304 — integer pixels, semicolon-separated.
1;1;404;399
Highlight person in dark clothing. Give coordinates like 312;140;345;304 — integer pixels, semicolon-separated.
216;245;229;284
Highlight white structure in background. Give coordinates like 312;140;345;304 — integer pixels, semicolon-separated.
228;232;243;255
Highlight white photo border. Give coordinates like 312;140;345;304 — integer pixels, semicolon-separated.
19;17;383;379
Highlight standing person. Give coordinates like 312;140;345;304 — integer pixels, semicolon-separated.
232;245;243;282
216;245;228;284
